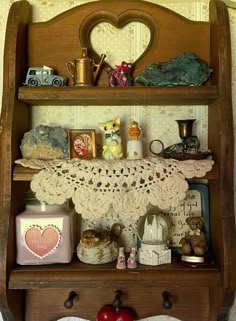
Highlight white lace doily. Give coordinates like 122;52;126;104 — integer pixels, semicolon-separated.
15;157;214;220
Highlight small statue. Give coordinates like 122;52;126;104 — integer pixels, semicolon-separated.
128;121;141;140
127;120;143;159
109;61;133;87
98;116;123;160
179;216;208;257
127;247;137;269
116;246;126;269
77;224;123;264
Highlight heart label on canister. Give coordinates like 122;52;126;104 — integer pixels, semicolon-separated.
24;225;61;259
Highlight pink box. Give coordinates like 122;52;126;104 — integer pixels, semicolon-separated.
16;200;74;265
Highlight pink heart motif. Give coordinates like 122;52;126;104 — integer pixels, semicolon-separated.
24;225;61;259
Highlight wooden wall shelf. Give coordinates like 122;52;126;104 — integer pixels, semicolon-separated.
18;85;217;106
13;163;219;181
0;0;235;320
9;257;220;289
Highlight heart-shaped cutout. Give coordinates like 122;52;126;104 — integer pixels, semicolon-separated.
24;225;61;259
80;10;157;70
90;22;150;67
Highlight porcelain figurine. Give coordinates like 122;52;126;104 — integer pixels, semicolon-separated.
77;224;122;264
126;120;143;160
98;116;123;160
127;247;137;269
109;61;133;87
116;246;126;269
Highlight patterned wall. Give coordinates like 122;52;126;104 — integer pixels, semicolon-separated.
0;1;236;321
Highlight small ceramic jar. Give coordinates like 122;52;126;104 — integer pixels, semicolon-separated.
16;191;75;265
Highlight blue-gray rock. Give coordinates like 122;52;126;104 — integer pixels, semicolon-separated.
135;52;213;86
20;125;69;159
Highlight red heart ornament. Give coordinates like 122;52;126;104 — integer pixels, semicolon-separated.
97;306;116;321
116;308;134;321
97;306;134;321
24;225;61;258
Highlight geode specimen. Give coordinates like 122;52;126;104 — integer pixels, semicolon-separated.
20;125;69;159
135;52;212;86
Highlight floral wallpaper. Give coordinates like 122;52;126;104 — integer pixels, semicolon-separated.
0;1;236;321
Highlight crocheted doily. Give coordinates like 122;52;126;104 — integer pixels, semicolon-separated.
15;157;214;220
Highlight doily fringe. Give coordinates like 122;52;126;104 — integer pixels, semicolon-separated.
15;157;214;220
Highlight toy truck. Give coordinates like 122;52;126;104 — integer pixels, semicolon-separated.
24;66;65;86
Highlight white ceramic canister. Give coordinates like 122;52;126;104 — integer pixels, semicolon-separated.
16;191;75;265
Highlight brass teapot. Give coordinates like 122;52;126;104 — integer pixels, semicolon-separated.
66;48;106;87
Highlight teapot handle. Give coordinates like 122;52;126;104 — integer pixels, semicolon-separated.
149;139;164;156
66;61;75;79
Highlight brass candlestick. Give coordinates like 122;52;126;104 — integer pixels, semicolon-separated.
176;119;196;140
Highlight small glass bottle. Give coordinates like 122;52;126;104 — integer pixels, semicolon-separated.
16;191;75;265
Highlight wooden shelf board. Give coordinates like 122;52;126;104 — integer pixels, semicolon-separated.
9;256;221;289
18;86;217;106
13;163;219;181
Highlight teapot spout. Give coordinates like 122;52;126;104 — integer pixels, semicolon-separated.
93;53;106;85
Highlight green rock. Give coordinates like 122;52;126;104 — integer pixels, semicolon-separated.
135;52;212;86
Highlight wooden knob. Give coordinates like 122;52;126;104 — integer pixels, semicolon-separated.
64;291;77;309
162;291;172;309
112;289;122;309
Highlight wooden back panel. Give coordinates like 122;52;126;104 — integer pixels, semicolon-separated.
27;0;210;86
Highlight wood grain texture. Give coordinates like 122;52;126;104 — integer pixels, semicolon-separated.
0;1;31;321
25;287;210;321
17;86;217;106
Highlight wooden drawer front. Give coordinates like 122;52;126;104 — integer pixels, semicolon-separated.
25;287;209;321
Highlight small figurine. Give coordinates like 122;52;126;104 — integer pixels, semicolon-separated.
179;216;208;262
126;120;143;159
128;120;141;140
109;61;133;87
24;66;65;87
98;116;123;160
77;224;123;264
127;247;137;269
116;246;126;269
66;48;106;86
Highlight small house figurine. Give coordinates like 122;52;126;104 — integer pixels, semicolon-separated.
126;120;143;160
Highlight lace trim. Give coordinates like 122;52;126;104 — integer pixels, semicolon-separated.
15;157;214;220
